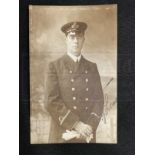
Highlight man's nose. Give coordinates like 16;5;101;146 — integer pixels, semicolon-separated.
73;37;78;42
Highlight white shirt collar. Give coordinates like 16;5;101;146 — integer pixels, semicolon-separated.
67;52;81;62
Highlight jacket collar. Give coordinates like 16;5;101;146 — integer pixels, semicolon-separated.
67;52;82;62
62;54;89;78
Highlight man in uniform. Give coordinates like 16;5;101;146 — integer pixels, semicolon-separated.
45;21;104;143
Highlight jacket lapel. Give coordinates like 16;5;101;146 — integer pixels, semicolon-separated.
62;54;89;79
63;54;75;72
73;56;89;79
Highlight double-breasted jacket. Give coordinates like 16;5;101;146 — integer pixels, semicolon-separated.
45;54;104;143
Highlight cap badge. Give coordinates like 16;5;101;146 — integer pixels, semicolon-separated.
71;22;79;29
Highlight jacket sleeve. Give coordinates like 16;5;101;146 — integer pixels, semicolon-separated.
45;62;79;129
86;64;104;130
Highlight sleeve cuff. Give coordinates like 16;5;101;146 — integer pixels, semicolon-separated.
59;110;79;129
86;112;101;130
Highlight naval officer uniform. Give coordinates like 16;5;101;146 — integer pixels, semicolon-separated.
45;22;104;143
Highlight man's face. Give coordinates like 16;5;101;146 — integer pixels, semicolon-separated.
66;32;85;56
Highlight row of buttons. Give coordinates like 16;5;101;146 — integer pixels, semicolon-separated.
69;70;88;74
73;106;88;110
71;78;89;83
69;70;89;111
72;97;89;101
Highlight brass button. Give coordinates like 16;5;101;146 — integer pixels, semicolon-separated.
73;97;76;100
71;78;74;82
85;78;88;82
72;88;75;91
85;107;88;110
86;88;89;91
69;70;73;74
85;98;89;101
73;106;77;110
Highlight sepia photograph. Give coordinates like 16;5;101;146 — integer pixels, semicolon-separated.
29;5;117;144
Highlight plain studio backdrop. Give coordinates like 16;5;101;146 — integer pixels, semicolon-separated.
29;5;117;143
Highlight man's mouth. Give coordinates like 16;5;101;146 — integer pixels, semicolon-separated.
73;45;78;48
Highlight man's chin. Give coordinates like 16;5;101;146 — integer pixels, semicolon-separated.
72;51;81;56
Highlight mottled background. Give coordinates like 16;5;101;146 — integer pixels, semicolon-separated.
29;5;117;143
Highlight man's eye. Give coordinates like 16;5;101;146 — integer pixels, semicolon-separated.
70;36;75;39
69;35;82;40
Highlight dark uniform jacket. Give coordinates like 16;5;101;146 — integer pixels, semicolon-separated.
45;54;104;143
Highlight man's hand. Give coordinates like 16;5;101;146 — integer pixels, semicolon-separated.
73;121;93;138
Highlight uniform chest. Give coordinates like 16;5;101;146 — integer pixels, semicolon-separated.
57;64;95;110
57;65;94;94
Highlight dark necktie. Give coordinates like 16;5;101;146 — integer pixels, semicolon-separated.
74;58;79;72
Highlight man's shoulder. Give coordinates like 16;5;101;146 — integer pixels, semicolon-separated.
82;56;97;67
82;57;99;74
49;55;66;66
